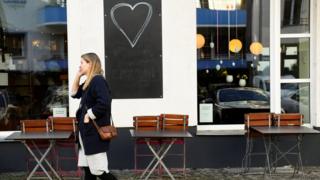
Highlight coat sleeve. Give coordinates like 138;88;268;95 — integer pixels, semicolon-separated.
87;76;111;120
71;83;84;99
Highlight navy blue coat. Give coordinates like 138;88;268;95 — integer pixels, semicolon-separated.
72;75;112;155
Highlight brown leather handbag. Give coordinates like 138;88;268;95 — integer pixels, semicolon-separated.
92;116;117;140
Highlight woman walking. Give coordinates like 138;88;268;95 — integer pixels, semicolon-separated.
71;52;117;180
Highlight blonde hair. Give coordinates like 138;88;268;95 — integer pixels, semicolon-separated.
81;53;104;90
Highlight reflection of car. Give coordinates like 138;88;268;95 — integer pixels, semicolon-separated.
202;87;270;124
281;86;309;114
253;75;297;97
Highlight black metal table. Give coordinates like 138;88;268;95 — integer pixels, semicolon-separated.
6;131;72;180
130;129;192;180
251;126;320;175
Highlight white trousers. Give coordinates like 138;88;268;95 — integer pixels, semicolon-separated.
78;132;109;175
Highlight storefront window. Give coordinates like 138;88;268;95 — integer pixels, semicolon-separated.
280;0;310;123
0;0;68;130
197;0;270;124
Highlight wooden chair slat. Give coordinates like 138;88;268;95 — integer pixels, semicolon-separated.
274;113;303;126
133;116;160;131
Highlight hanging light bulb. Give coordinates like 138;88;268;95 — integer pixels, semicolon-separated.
210;42;214;48
206;69;209;74
229;39;242;53
197;34;205;49
250;42;263;55
220;60;223;64
232;62;236;67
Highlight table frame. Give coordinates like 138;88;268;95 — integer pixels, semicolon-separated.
6;132;71;180
251;126;319;176
130;130;192;180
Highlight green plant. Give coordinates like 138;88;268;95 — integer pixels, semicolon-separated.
237;74;248;80
221;70;228;76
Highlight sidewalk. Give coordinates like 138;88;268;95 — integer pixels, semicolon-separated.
1;167;320;179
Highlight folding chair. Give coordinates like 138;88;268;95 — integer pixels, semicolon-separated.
274;113;303;127
133;115;161;173
272;113;304;173
242;112;272;173
49;116;81;178
20;119;52;176
160;113;188;176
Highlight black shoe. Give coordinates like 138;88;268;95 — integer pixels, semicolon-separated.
83;167;97;180
98;172;117;180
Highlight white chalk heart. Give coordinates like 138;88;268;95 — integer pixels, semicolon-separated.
110;2;153;48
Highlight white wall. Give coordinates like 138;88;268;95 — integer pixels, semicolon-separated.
313;0;320;126
68;0;197;127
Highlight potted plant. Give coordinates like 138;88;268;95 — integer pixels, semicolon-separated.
237;74;248;87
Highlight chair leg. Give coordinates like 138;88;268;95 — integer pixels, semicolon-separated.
134;143;137;173
242;137;251;173
183;141;186;177
75;144;82;177
248;137;254;170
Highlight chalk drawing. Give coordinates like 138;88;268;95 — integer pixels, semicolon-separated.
110;2;153;48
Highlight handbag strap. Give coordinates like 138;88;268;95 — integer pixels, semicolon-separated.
91;115;114;129
91;118;100;131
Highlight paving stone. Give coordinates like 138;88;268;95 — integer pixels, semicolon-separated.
1;167;320;179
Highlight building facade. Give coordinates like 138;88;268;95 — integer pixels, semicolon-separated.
1;0;320;171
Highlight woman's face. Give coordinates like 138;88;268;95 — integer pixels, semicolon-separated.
79;58;91;76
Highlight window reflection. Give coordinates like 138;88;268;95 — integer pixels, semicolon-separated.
0;0;68;130
281;38;309;79
281;83;310;123
281;0;310;34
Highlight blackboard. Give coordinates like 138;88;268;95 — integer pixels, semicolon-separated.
104;0;163;99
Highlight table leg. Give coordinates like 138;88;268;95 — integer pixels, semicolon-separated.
144;138;177;180
296;135;304;176
140;141;166;178
23;141;53;180
268;134;304;176
262;136;271;176
271;142;296;167
31;140;62;180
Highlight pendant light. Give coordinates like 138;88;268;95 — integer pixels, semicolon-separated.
250;41;263;56
197;34;205;49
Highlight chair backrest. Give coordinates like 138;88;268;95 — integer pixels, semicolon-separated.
133;116;160;131
244;113;272;129
49;117;77;133
20;119;49;133
274;113;303;126
160;114;188;131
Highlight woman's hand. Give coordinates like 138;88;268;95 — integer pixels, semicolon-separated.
71;68;83;95
84;113;90;123
76;69;83;78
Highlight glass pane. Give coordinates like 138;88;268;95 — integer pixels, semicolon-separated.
197;0;271;124
281;0;310;34
0;1;68;131
281;38;309;78
281;83;310;123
